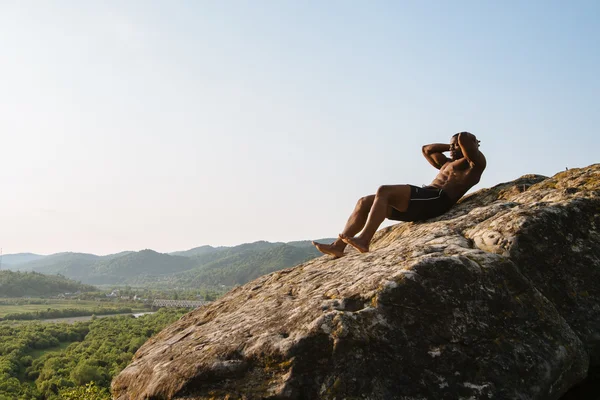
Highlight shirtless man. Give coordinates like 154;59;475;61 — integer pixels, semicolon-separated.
312;131;486;257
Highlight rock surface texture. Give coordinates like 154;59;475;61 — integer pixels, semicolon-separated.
113;165;600;400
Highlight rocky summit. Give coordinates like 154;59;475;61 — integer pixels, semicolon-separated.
112;164;600;400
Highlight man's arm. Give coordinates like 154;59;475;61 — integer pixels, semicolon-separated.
422;143;450;169
458;132;486;170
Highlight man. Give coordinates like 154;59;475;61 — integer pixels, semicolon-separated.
312;131;486;257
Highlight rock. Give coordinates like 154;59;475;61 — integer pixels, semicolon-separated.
112;164;600;400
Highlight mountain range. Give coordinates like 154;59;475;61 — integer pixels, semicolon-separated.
1;239;335;287
0;270;96;297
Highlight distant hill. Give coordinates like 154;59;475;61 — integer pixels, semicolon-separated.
169;245;218;257
131;240;335;288
0;253;45;269
85;250;197;285
179;242;326;287
11;252;100;275
0;270;96;297
103;251;136;260
10;239;336;287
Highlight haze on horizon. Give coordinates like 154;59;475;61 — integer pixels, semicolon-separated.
1;1;598;256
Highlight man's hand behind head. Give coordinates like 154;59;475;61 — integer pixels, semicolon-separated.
457;132;485;169
458;132;481;147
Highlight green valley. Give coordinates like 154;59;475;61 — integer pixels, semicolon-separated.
6;240;333;287
0;238;333;398
0;309;187;399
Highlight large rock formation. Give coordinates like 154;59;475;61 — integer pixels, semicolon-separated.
112;164;600;400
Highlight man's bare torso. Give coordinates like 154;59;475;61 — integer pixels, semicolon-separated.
421;132;486;203
428;155;485;203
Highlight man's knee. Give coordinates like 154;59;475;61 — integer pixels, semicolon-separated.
357;195;375;209
376;185;397;197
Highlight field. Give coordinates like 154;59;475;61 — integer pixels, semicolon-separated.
0;298;147;318
27;341;73;359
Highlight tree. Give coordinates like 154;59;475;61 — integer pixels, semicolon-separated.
70;362;103;386
59;382;110;400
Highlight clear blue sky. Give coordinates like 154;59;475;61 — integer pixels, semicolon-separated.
1;1;598;255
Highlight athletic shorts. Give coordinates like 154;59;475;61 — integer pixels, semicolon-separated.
388;185;454;222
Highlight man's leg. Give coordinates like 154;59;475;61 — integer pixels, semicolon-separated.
340;185;411;253
312;195;375;258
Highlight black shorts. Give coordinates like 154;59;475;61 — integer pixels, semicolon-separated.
388;185;454;222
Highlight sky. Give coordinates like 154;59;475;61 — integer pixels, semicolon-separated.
1;1;598;256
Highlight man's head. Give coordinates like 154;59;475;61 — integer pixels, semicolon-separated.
450;131;480;161
449;133;463;160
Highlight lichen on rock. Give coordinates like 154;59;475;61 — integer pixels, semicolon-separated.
112;164;600;400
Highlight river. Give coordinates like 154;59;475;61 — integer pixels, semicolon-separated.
37;311;156;324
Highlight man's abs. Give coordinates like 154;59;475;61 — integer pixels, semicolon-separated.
430;162;480;202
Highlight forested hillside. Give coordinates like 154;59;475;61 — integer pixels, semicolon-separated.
174;242;324;286
0;253;45;268
169;245;219;257
85;250;197;285
10;252;100;274
127;241;330;287
0;271;96;297
0;308;187;399
9;240;335;287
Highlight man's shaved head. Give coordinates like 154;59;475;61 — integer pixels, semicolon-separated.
449;132;480;161
449;133;463;160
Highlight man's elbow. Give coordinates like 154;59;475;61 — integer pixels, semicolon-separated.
458;132;476;147
422;145;430;155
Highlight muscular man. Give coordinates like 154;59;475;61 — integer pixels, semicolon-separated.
312;131;486;257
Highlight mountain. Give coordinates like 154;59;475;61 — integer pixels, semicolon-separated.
162;242;327;287
169;245;217;257
11;252;100;275
85;250;197;285
0;270;96;297
113;164;600;400
0;253;45;269
8;250;196;285
103;251;136;260
11;240;336;287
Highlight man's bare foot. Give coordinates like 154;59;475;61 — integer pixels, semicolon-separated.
338;234;370;253
312;241;345;258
